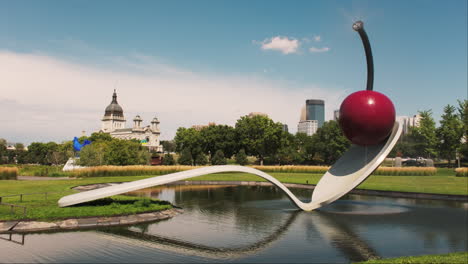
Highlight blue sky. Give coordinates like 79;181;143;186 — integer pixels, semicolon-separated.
0;0;466;144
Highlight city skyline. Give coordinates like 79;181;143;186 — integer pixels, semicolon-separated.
0;1;466;144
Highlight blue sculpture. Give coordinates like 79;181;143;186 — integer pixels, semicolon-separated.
73;137;91;152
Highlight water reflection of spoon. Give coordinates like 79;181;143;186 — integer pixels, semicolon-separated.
95;209;381;261
312;211;379;262
97;211;301;259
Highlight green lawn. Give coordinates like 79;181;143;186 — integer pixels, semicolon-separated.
356;251;468;264
0;176;171;221
188;172;468;195
0;171;466;221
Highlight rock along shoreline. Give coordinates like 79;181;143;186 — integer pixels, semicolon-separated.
0;208;183;234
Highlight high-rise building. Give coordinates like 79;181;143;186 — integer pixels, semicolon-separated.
305;99;325;128
282;124;289;133
333;110;340;121
297;120;318;136
396;114;422;135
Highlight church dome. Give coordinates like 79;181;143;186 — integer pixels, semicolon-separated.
104;90;124;117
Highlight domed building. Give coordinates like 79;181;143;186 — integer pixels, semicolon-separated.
100;90;163;152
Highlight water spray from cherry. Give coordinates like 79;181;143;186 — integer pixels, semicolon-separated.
339;21;395;146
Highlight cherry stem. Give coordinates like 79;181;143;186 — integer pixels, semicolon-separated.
354;21;374;91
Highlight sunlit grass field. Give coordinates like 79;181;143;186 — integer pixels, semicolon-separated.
356;251;468;264
0;169;466;221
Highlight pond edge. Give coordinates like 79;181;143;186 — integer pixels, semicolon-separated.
0;208;183;234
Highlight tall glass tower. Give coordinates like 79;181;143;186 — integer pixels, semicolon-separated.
305;99;325;128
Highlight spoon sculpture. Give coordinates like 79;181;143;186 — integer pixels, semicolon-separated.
59;21;402;211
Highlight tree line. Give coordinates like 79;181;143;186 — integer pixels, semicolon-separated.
1;100;466;167
170;115;350;166
392;100;467;165
0;133;150;166
170;100;467;166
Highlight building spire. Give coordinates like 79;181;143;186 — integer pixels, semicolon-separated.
112;89;117;103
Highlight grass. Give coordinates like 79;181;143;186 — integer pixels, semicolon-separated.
0;169;466;222
0;165;70;177
0;176;171;221
187;172;468;195
0;167;18;180
356;251;468;264
71;165;202;177
70;165;440;178
455;167;468;177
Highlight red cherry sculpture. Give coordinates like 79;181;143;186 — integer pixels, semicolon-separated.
339;90;395;146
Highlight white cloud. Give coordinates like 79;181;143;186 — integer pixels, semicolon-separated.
314;35;321;42
0;50;345;144
309;47;330;53
260;36;299;54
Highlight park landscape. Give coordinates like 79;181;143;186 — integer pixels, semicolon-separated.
1;102;467;263
1;1;467;263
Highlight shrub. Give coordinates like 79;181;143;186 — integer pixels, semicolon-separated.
69;165;439;178
195;153;208;165
178;149;193;165
235;149;248;165
455;167;468;177
71;165;202;177
373;166;437;176
0;167;18;180
162;154;176;165
211;150;227;165
250;165;437;176
133;198;152;207
251;165;329;174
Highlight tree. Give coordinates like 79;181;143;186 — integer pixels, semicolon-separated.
47;151;68;165
275;132;304;165
14;143;25;151
160;140;176;153
310;121;350;165
194;153;208;165
200;125;237;159
457;100;468;160
235;115;283;165
104;139;149;165
0;139;6;164
26;142;59;165
162;153;176;165
411;110;437;158
295;132;314;164
437;104;463;165
89;132;113;143
78;143;107;166
235;149;248;165
174;127;203;162
177;148;193;165
211;150;227;165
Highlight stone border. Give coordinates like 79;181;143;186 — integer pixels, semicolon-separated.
0;208;182;234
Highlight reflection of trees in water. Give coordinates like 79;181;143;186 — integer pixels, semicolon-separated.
174;186;288;233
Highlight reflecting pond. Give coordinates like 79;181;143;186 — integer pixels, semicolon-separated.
1;185;467;263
